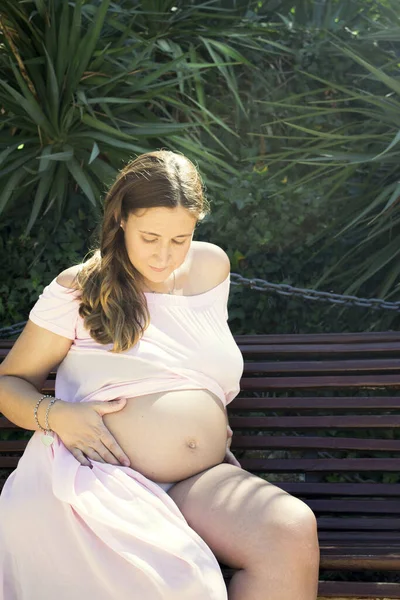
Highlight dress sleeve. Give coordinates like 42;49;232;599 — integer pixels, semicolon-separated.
29;278;81;340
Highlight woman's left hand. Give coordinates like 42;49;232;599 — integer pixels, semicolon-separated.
224;424;241;468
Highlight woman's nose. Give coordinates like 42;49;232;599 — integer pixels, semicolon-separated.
153;246;171;265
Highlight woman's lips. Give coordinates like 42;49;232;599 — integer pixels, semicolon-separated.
150;266;167;272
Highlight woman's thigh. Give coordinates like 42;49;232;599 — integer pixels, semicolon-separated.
167;463;317;570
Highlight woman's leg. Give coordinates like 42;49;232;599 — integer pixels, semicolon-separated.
168;463;319;600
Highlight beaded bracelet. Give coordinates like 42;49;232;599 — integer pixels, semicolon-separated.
34;394;60;447
33;394;52;432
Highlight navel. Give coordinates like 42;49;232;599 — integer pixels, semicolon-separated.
186;438;198;450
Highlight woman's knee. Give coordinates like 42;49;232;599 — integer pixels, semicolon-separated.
263;495;319;555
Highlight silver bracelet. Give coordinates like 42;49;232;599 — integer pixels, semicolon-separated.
34;395;60;446
34;394;52;432
42;397;59;447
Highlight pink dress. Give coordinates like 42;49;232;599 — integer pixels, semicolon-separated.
0;274;244;599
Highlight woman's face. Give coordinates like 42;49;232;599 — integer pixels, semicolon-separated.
120;206;197;288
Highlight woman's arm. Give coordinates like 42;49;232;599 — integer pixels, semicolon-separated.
224;424;241;468
0;319;72;430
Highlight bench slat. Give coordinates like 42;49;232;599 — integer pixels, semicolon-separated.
275;482;400;497
231;435;400;451
222;574;400;598
241;374;400;389
318;517;400;530
230;396;400;409
243;358;400;373
234;331;400;344
317;580;400;598
229;415;400;429
239;458;400;472
308;499;400;514
0;440;27;451
319;532;400;541
320;552;400;571
239;342;400;356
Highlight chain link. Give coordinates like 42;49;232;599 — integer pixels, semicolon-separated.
1;273;399;339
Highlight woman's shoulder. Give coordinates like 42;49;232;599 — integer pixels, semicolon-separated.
56;264;84;289
190;241;230;291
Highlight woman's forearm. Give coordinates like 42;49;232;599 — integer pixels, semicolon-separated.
0;374;53;431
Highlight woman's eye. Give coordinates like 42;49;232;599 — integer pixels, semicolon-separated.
142;238;185;245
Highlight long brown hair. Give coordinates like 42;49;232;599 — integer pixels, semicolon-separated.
74;150;210;353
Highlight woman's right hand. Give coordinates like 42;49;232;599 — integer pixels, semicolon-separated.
49;398;131;468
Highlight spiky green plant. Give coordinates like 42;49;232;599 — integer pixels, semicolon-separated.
248;5;400;299
0;0;271;235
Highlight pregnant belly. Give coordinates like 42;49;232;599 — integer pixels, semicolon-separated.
102;389;228;483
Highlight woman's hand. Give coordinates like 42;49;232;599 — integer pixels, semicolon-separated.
223;424;241;468
48;398;131;468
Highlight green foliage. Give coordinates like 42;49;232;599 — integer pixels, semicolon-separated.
0;193;98;327
239;2;400;300
199;165;326;257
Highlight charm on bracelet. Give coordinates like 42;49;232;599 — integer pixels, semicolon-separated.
42;432;55;446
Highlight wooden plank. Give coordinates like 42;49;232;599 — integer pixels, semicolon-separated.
220;572;400;599
269;482;400;497
234;331;400;345
307;499;400;514
322;547;400;553
320;552;400;572
318;580;400;598
229;396;400;410
229;415;400;429
0;441;28;451
238;342;400;356
319;532;400;542
239;458;400;472
317;517;400;531
0;458;19;467
240;374;400;389
243;359;400;374
231;435;400;452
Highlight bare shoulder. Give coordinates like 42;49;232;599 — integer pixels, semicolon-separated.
191;241;230;289
56;264;83;289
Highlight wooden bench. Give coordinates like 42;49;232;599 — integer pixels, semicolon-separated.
1;331;400;599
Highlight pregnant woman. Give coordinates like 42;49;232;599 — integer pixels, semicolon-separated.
0;150;319;599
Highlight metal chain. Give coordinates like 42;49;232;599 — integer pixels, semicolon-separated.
230;273;400;311
1;273;400;339
0;321;27;339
